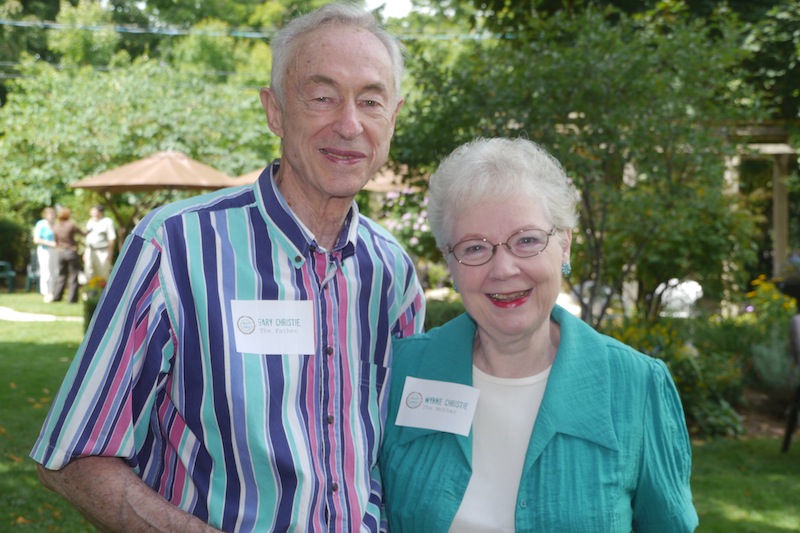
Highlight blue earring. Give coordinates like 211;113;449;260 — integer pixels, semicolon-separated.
452;282;459;293
561;262;571;276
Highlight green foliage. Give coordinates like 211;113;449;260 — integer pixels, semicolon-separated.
48;0;121;66
742;276;798;399
745;275;797;337
423;298;465;331
743;1;800;120
396;6;766;326
0;216;29;272
379;190;439;261
168;18;239;78
83;293;100;332
0;57;279;235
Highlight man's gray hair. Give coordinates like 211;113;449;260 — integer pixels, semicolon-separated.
269;3;405;107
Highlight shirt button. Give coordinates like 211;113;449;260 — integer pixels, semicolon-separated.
331;482;339;492
326;346;334;355
519;499;528;509
327;415;335;424
294;255;302;263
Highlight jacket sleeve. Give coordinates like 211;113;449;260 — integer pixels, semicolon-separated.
632;359;699;532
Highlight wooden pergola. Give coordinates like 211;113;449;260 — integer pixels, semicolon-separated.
725;123;797;278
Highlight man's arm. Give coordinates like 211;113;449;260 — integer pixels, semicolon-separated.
37;457;220;533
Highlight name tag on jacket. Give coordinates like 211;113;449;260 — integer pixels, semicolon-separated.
396;376;480;436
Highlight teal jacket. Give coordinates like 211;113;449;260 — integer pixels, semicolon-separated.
380;306;698;532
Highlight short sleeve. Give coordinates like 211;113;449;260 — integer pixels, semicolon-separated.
30;232;174;471
632;359;699;532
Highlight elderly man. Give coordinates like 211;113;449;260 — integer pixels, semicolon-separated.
31;4;425;532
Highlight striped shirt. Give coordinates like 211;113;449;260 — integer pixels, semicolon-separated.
31;161;426;532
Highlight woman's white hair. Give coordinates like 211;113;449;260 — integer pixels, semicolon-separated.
427;137;580;248
269;3;405;108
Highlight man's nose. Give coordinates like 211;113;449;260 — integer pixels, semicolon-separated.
333;101;364;139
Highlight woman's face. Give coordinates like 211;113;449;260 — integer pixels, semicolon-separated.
447;197;571;343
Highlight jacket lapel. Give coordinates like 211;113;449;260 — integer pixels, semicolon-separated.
525;306;620;469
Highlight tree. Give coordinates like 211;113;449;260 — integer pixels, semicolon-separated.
0;57;279;236
394;6;766;325
49;0;121;66
743;1;800;121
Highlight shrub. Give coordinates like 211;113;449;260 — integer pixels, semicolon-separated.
82;277;107;332
741;277;797;402
424;298;465;330
0;217;29;273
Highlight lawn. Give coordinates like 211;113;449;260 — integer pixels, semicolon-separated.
1;292;799;531
0;293;93;530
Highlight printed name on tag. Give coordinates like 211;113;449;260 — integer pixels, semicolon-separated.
395;376;480;436
231;300;315;355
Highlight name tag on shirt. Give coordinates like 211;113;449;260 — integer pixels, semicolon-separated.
231;300;315;355
396;376;480;436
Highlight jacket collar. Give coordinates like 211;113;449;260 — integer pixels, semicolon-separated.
393;307;619;463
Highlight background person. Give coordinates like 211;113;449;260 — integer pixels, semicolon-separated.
32;207;57;302
83;204;116;281
31;4;424;532
380;137;698;532
51;207;84;304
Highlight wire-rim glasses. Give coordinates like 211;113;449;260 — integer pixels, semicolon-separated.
446;227;557;266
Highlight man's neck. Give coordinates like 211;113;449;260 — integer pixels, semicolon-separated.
274;169;353;251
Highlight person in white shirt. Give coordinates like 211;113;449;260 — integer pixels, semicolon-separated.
83;204;116;280
32;207;57;302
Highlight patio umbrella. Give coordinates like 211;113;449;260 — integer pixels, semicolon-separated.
70;150;237;193
232;166;413;192
231;168;264;185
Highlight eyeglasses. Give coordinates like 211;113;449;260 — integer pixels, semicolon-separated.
446;227;557;266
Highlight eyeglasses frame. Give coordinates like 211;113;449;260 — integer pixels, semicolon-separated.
445;226;558;267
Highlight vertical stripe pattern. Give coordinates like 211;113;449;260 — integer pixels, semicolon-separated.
31;161;426;532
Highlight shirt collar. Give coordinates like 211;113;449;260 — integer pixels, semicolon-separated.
253;160;359;265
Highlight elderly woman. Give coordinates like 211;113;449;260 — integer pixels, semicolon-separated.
379;138;698;532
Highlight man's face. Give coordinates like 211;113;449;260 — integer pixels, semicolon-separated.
262;24;402;203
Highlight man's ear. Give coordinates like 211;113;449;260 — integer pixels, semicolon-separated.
261;87;284;138
390;98;404;130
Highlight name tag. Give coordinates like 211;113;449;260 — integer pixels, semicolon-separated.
231;300;315;355
396;376;480;436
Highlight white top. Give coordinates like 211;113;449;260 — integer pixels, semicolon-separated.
85;216;116;249
449;364;551;533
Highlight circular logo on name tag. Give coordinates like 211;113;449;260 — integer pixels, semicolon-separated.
405;392;423;409
237;316;256;335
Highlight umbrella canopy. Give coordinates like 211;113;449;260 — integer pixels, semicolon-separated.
70;150;237;193
232;166;412;192
231;168;264;185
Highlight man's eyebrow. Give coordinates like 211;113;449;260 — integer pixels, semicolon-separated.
305;75;390;95
307;74;336;87
362;82;390;96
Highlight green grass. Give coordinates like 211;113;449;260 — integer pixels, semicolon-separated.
1;292;799;531
692;438;800;531
0;293;93;530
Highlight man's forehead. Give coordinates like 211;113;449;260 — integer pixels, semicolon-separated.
289;27;395;91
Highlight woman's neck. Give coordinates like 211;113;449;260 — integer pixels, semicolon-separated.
473;322;559;378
